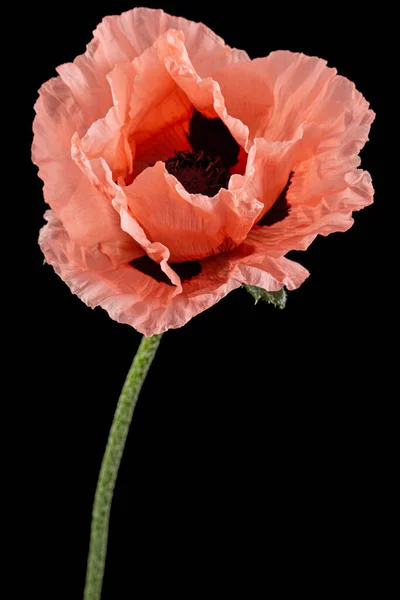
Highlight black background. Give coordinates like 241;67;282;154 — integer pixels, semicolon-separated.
21;2;384;597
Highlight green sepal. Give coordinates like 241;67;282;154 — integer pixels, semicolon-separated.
243;285;287;309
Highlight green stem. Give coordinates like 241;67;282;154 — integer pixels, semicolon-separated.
83;334;163;600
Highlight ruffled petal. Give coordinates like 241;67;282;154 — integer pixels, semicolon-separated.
213;51;374;148
159;246;307;336
125;31;194;176
71;135;182;290
56;40;113;124
160;29;249;148
56;8;249;126
77;63;135;181
213;50;374;248
94;7;249;76
248;70;374;252
40;211;307;337
213;52;334;144
39;210;179;334
248;168;374;255
237;134;306;221
122;160;262;262
232;243;310;291
122;29;249;178
32;77;138;265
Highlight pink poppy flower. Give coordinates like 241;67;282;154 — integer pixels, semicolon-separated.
33;7;374;336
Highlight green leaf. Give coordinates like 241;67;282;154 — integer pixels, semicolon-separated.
243;285;287;309
43;258;47;265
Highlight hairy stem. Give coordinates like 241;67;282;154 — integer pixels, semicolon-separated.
83;334;163;600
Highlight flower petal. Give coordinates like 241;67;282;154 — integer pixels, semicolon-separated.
94;7;249;76
73;27;250;186
247;168;374;256
56;40;113;124
213;51;335;144
237;135;304;220
161;29;249;148
32;77;138;265
161;247;308;335
56;8;249;125
235;246;310;291
40;210;307;337
213;50;374;150
39;210;179;333
250;68;374;251
213;50;374;249
77;63;135;181
125;31;194;176
121;28;249;179
123;160;263;263
71;134;182;290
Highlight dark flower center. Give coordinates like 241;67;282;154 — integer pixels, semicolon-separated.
164;108;241;197
165;150;231;197
187;108;241;169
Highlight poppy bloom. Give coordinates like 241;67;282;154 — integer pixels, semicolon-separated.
33;7;374;336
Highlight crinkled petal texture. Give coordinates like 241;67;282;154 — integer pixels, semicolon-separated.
33;8;374;335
